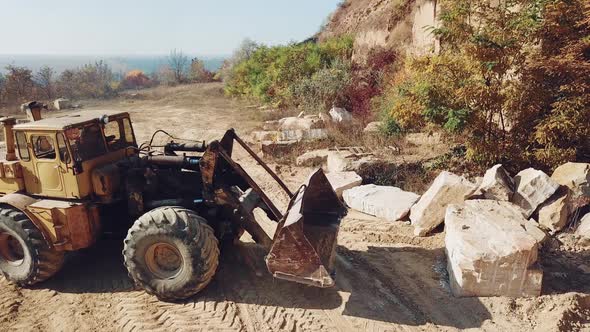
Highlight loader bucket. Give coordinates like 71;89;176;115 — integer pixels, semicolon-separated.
265;169;347;287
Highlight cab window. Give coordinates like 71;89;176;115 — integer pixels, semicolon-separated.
57;134;70;164
15;131;30;161
66;124;107;162
104;118;135;151
31;135;56;159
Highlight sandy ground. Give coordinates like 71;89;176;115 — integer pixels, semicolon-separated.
1;83;589;331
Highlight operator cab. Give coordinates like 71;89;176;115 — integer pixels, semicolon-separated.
12;110;137;199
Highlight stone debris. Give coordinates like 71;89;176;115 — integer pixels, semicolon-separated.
343;184;420;222
512;168;560;218
551;162;590;199
575;213;590;238
363;121;382;133
327;150;378;173
445;200;543;297
326;171;363;199
53;98;71;110
537;186;571;234
296;150;330;167
329;107;353;123
474;164;514;201
410;171;477;236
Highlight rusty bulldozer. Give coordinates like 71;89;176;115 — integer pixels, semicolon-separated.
0;106;346;300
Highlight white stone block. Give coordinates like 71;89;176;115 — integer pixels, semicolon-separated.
343;184;420;221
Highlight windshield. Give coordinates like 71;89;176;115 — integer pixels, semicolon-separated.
65;124;107;162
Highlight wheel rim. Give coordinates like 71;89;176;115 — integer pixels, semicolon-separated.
0;232;25;266
145;242;183;279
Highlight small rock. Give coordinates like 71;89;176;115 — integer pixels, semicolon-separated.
326;172;363;199
474;164;514;201
329;107;352;123
445;200;543;297
343;184;420;221
551;162;590;199
363;121;382;133
512;168;560;218
279;116;325;131
296;150;330;167
410;171;477;236
537;186;571;234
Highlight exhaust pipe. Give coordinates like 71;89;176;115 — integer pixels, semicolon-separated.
0;117;17;161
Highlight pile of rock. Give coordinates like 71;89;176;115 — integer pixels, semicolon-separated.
338;161;590;298
251;108;354;155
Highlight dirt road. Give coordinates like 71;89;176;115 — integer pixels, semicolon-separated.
1;83;588;331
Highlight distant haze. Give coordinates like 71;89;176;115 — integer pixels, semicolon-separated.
0;54;225;75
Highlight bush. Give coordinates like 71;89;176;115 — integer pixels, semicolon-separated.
224;36;354;108
121;70;152;90
377;0;589;170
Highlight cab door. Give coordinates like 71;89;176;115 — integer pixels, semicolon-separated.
29;132;67;198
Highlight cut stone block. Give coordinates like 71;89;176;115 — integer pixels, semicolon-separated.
537;186;571;234
326;171;363;199
262;120;281;131
551;162;590;199
251;130;281;142
445;200;544;297
343;184;420;221
512;168;560;218
475;164;514;201
576;213;590;237
279;116;325;131
53;98;71;110
410;171;477;236
296;150;330;167
327;151;378;173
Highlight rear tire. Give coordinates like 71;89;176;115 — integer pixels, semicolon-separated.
123;206;219;301
0;206;64;285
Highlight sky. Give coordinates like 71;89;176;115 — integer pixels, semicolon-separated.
0;0;341;56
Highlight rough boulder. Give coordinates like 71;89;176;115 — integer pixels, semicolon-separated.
512;168;560;218
410;171;477;236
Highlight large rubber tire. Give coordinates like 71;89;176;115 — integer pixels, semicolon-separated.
123;206;219;301
0;206;64;285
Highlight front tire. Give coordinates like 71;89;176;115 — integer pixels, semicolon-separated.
123;206;219;301
0;206;64;285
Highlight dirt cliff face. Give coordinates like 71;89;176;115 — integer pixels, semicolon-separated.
318;0;439;60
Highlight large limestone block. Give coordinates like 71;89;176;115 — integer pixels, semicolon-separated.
53;98;71;110
512;168;560;218
410;171;477;236
551;162;590;199
296;150;330;167
537;187;571;234
445;200;543;297
343;184;420;221
327;151;378;172
279;116;324;131
326;171;363;199
475;164;514;201
576;213;590;237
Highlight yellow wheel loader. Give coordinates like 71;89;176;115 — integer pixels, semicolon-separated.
0;109;346;300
